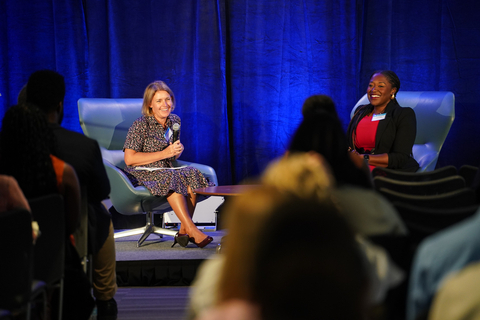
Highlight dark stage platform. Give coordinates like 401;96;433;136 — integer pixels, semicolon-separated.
114;229;224;287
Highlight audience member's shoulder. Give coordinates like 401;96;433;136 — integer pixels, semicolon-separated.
0;175;18;193
52;124;98;144
418;208;480;251
0;174;15;184
331;185;407;236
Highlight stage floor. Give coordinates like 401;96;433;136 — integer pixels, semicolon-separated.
114;229;225;286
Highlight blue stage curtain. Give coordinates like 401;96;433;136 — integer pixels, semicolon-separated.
0;0;88;134
1;0;479;185
226;0;361;181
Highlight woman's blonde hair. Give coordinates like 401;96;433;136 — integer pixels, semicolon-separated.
261;152;336;200
141;80;176;116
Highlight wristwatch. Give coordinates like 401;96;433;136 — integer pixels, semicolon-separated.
364;154;369;161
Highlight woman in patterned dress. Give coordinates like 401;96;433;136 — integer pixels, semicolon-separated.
123;81;214;248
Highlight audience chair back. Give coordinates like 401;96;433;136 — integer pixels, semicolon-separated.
352;91;455;172
373;175;466;196
378;187;476;209
78;98;218;247
458;164;478;188
393;202;479;248
0;208;44;319
372;165;457;182
28;194;65;320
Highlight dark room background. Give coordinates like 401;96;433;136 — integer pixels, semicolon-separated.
1;0;479;185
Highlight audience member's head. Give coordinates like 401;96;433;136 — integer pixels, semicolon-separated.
301;94;338;118
216;185;368;320
288;112;371;188
215;153;369;320
217;185;282;303
26;69;65;121
0;104;57;198
253;194;369;320
289;112;347;165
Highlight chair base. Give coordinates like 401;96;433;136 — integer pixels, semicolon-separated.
113;211;178;247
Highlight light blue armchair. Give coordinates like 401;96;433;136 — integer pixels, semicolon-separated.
351;91;455;172
77;98;218;247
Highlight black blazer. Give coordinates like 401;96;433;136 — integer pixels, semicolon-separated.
50;123;112;254
346;100;419;172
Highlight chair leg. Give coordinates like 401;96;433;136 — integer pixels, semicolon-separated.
58;278;64;320
113;212;179;247
137;212;177;247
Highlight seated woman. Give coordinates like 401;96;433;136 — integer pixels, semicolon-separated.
123;80;214;248
289;95;372;189
346;70;419;172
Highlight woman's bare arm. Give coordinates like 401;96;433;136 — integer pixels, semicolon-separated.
124;141;184;166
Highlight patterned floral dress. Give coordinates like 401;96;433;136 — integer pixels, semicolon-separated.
123;114;213;196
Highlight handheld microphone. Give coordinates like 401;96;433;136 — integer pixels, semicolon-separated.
172;123;180;143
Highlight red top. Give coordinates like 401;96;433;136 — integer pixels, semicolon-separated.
355;114;379;171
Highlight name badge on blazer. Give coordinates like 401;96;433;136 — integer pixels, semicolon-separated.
372;113;386;121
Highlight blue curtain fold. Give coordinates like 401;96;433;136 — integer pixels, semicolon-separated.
1;0;479;185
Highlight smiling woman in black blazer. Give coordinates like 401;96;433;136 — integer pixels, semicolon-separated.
346;70;419;172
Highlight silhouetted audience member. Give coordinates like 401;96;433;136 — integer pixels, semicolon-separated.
26;69;117;319
200;186;369;320
0;104;80;233
301;94;338;119
0;104;94;320
261;153;405;306
252;193;369;320
187;152;334;320
191;153;403;320
289;97;372;189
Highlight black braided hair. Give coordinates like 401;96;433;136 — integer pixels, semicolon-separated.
0;104;58;198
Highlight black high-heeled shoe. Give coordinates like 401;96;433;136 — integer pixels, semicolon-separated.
171;233;189;248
